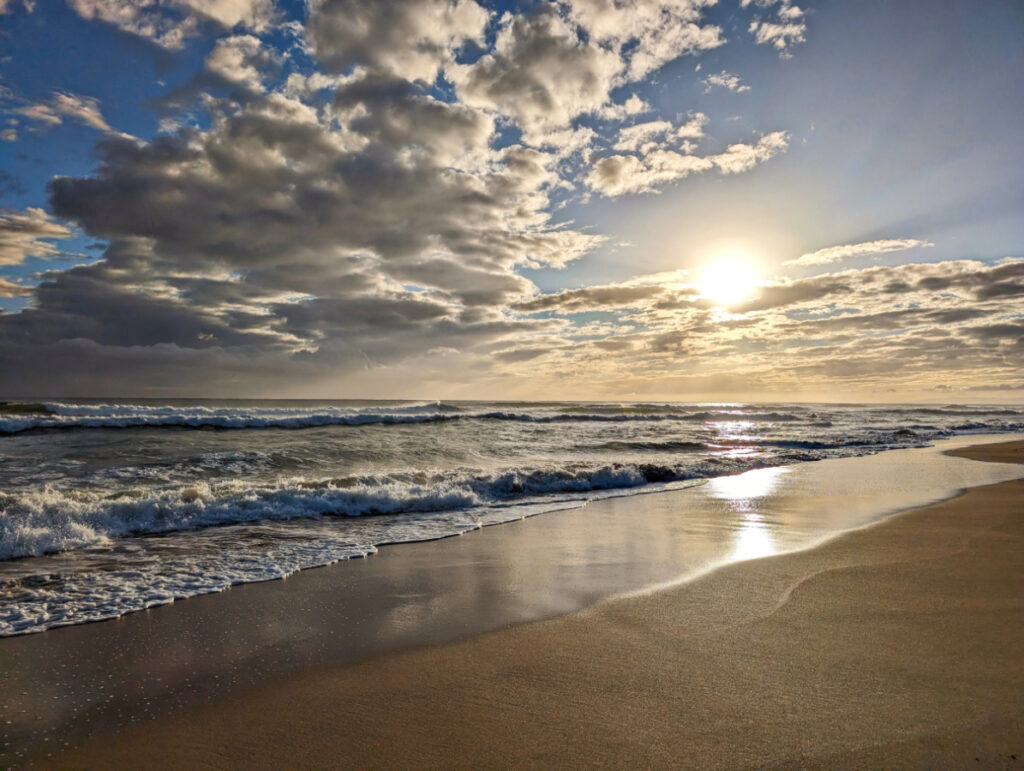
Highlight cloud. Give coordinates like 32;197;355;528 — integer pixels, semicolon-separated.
450;1;722;144
702;70;750;93
965;382;1024;392
0;277;33;297
66;0;274;49
613;120;674;152
204;34;280;92
785;238;935;267
586;150;712;196
587;129;788;196
711;130;789;173
0;207;74;266
596;93;651;121
567;0;724;81
177;0;274;28
0;70;597;391
612;114;707;153
484;257;1024;398
15;91;128;137
0;0;34;13
308;0;488;84
675;111;709;139
449;5;623;143
743;0;807;57
513;284;670;313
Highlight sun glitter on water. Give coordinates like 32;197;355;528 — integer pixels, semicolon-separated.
696;257;761;307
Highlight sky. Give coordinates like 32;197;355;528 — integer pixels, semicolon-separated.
0;0;1021;401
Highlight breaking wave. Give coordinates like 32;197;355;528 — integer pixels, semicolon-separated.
1;457;772;561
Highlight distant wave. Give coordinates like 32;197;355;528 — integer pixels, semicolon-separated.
0;402;813;434
0;402;455;434
0;456;781;561
711;430;930;450
872;406;1023;417
582;440;711;453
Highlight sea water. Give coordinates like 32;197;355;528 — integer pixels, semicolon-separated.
2;399;1023;635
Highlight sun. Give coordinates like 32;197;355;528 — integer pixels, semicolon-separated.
696;256;761;307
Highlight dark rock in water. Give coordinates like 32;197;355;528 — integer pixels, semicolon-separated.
0;401;53;415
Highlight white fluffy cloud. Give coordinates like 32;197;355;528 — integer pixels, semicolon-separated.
567;0;723;80
0;74;598;392
712;130;789;173
613;120;674;152
596;93;651;121
587;129;788;196
743;0;807;57
703;70;750;93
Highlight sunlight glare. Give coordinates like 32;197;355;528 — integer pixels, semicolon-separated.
697;257;761;307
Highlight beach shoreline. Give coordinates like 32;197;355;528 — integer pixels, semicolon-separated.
16;438;1021;768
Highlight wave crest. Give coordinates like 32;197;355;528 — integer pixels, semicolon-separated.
0;458;771;561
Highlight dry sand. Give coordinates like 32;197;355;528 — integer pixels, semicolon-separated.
50;441;1024;768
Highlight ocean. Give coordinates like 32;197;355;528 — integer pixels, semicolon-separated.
2;399;1023;636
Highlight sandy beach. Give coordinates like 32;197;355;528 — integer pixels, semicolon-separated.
26;439;1019;769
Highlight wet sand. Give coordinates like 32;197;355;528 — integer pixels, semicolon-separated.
45;440;1024;768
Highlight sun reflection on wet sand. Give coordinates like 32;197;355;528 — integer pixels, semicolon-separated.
707;467;789;561
729;515;775;562
708;466;788;505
